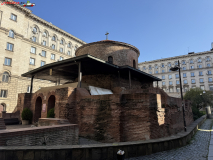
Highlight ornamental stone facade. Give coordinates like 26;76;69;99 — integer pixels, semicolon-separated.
138;50;213;98
0;0;86;112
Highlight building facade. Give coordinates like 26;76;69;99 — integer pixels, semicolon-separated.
138;50;213;98
0;0;86;112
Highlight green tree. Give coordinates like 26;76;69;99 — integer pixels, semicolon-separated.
184;87;213;110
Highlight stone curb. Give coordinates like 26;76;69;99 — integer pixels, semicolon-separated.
0;115;206;160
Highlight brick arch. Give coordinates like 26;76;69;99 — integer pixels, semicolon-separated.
46;91;56;114
34;96;42;122
32;93;44;123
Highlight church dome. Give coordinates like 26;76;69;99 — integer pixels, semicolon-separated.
75;40;140;68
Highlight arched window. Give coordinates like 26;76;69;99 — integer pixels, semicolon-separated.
52;36;56;41
74;46;78;51
68;43;71;48
60;39;64;45
2;72;9;82
198;58;202;63
108;56;113;64
33;27;37;33
9;30;14;38
133;60;136;68
43;32;47;37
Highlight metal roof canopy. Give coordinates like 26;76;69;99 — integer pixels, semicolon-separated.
22;54;161;83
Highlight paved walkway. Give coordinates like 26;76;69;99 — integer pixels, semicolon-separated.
126;119;213;160
208;125;213;160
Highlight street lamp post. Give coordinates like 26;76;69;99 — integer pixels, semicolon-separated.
170;60;187;132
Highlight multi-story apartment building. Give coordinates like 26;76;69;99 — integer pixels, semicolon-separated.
0;1;86;112
138;50;213;98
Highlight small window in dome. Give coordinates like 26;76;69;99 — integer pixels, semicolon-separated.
133;60;136;68
108;56;113;64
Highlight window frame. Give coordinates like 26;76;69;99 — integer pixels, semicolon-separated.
41;61;46;66
0;90;7;98
2;72;9;83
10;13;17;21
51;53;55;60
31;47;36;54
41;50;46;57
4;57;12;66
6;42;14;51
8;30;14;38
29;57;35;65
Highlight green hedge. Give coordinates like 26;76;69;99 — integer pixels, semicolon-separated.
47;108;55;118
21;108;33;121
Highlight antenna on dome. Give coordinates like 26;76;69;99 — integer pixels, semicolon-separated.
105;32;109;40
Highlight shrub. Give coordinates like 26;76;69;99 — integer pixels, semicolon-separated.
192;106;205;120
47;108;55;118
21;108;33;121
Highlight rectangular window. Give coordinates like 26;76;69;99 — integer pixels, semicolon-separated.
51;54;55;60
0;90;7;98
32;36;36;42
60;48;63;52
210;85;213;91
176;80;179;84
7;43;14;51
176;87;180;92
183;73;186;78
169;81;173;85
200;78;204;83
191;72;195;77
10;13;17;21
162;82;165;85
67;51;71;55
31;47;36;54
162;70;165;73
27;85;31;93
149;71;152;74
169;88;173;93
184;87;188;92
191;79;195;83
198;65;202;68
209;78;212;82
200;85;205;90
155;70;158;74
43;41;46;46
60;56;64;61
182;67;186;70
52;44;55;49
4;58;11;66
207;63;211;67
184;80;187;84
41;61;45;66
41;50;46;57
30;58;35;65
199;71;203;76
207;71;212;75
162;75;165;79
169;75;172;79
175;74;179;78
190;66;194;69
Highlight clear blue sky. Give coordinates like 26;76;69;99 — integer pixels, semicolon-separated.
29;0;213;63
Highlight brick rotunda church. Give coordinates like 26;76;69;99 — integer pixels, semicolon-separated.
15;40;193;142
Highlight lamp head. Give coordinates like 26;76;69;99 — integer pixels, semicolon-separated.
170;66;180;71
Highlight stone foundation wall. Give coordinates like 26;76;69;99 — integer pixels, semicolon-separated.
0;124;78;146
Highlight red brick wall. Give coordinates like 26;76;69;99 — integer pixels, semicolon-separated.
15;87;194;143
76;41;139;68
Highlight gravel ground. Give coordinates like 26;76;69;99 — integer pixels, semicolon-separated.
126;119;213;160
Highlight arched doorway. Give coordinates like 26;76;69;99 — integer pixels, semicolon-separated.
0;103;6;112
34;97;42;122
47;95;55;116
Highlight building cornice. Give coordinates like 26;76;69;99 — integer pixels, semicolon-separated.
139;51;213;65
1;0;86;45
